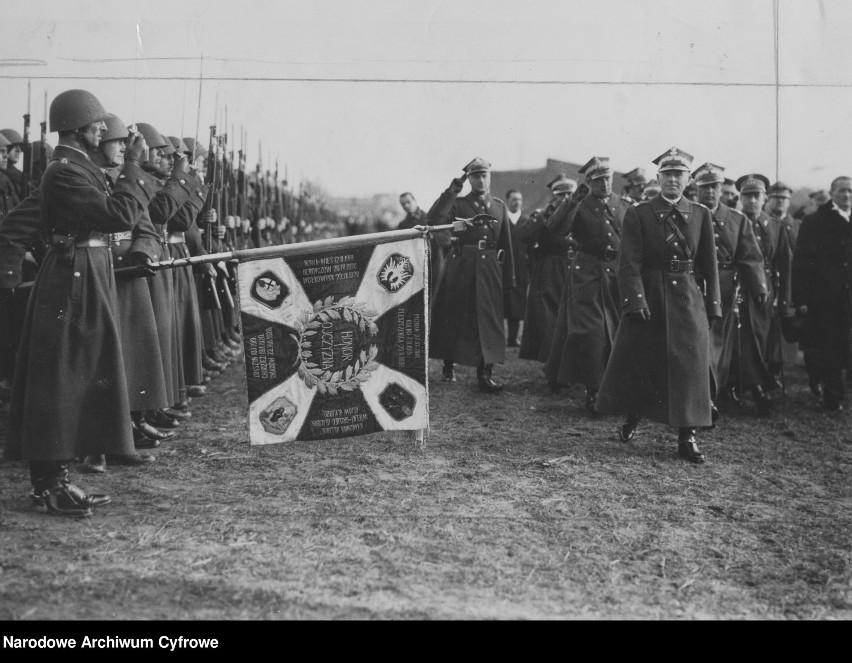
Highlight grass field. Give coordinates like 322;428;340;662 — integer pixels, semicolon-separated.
0;347;850;620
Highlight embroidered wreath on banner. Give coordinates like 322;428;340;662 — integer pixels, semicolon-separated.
290;295;380;395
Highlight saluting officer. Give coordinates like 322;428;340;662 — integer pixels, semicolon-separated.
545;157;630;413
518;174;575;366
729;174;792;415
428;157;516;393
596;147;721;464
692;163;767;418
5;89;155;517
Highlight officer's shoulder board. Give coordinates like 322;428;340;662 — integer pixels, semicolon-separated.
491;196;506;207
691;200;710;211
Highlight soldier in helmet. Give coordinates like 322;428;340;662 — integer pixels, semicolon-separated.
427;157;516;393
545;157;630;413
728;174;792;415
693;163;767;418
596;147;721;464
0;128;24;198
517;174;575;369
4;89;154;517
80;115;171;472
0;133;20;216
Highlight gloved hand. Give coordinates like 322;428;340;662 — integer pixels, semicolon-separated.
173;152;189;173
572;182;590;201
630;308;651;322
205;263;218;279
227;215;236;230
202;209;218;225
449;173;468;194
216;225;226;240
124;131;148;165
130;252;157;278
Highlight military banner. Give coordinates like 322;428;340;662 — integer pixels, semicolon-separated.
236;235;429;444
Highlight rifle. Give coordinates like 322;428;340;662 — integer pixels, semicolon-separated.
38;91;47;184
200;123;221;310
21;80;32;195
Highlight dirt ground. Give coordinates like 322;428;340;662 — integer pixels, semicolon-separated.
0;346;850;620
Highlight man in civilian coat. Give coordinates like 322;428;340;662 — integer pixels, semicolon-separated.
792;176;852;411
544;157;630;413
729;174;792;415
503;188;529;347
693;163;767;419
4;89;155;516
428;157;516;393
596;147;722;464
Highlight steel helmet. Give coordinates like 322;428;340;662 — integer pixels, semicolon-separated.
0;129;23;146
49;89;109;132
134;123;168;150
100;114;129;143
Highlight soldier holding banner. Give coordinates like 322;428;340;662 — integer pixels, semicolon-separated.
427;157;516;393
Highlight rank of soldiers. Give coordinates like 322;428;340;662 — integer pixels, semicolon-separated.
1;87;848;519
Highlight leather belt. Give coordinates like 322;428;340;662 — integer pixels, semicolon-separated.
651;258;694;273
579;246;618;261
718;261;734;270
51;231;111;248
110;231;133;242
458;240;496;251
168;232;186;244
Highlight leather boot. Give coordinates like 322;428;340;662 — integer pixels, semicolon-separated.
81;454;107;473
477;363;504;394
132;420;160;449
442;360;456;382
751;385;773;417
678;428;705;464
584;387;599;416
30;462;94;517
146;409;180;429
619;414;640;443
132;411;175;441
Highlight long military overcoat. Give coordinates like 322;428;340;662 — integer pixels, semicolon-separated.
517;211;570;362
544;193;629;388
428;189;515;367
730;212;791;390
707;204;766;391
5;146;155;461
104;167;170;413
596;195;722;427
167;190;207;386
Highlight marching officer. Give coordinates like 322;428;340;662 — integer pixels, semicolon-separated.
792;176;852;411
596;147;721;464
427;157;516;393
545;157;630;413
5;89;155;516
729;174;792;415
518;174;575;366
693;163;767;417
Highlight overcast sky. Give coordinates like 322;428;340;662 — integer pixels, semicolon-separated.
1;0;851;203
